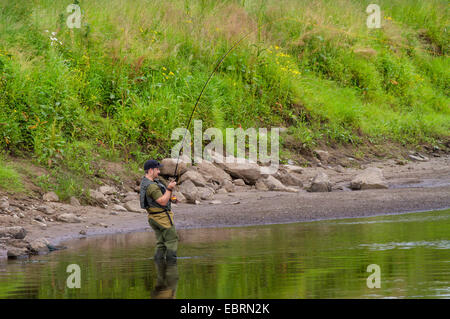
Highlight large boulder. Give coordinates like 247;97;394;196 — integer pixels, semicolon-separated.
90;190;107;204
281;164;304;175
178;180;200;203
233;179;246;186
222;180;235;193
275;170;303;187
197;187;215;200
179;169;207;187
0;226;27;239
263;176;298;192
7;246;29;258
29;238;50;254
159;157;190;176
208;151;261;184
124;200;146;213
255;180;269;191
221;162;262;185
308;172;332;192
350;167;388;190
99;185;116;195
196;160;232;184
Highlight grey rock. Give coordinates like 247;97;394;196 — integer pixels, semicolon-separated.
99;185;116;195
216;188;228;194
29;238;50;254
159;157;190;176
90;190;107;204
112;204;127;212
57;213;82;223
255;180;269;191
70;196;81;206
198;187;214;200
263;175;295;192
314;150;330;162
308;172;332;192
196;160;232;184
281;164;304;174
350;167;388;190
32;220;47;229
36;206;54;215
179;180;200;203
7;246;29;258
275;170;303;187
233;179;246;186
123;194;138;202
179;170;208;187
0;226;27;239
43;191;59;202
223;180;235;193
124;200;146;213
408;154;429;162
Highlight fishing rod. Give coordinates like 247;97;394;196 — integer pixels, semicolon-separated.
172;23;267;181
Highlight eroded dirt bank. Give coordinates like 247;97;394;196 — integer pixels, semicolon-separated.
13;155;449;250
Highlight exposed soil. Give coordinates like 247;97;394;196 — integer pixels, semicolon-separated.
14;154;450;248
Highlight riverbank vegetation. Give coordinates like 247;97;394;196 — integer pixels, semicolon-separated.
0;0;448;199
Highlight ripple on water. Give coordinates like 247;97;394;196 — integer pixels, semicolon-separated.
359;240;450;251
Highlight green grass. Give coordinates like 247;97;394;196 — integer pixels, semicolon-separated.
0;158;24;193
0;0;448;194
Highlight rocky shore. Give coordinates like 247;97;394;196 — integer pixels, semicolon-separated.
1;151;449;260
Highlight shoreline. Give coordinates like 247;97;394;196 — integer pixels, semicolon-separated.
2;154;450;256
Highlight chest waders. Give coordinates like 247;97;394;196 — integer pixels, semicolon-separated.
140;177;173;226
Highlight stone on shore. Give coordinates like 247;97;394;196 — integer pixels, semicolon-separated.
275;170;303;187
178;179;200;203
233;179;246;186
7;246;29;258
159;157;190;176
56;213;82;223
198;187;214;200
0;226;27;239
179;169;208;187
43;191;59;202
99;185;116;195
124;200;146;213
70;196;81;206
29;238;50;254
196;160;232;184
350;167;388;190
308;172;332;192
90;190;107;204
263;175;298;192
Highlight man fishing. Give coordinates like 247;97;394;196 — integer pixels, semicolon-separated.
140;159;178;262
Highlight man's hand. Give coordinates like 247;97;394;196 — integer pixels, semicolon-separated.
167;180;177;191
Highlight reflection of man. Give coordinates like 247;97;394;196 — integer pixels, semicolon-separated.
151;259;179;299
140;159;178;261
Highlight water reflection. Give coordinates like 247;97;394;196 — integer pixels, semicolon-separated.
151;260;179;299
0;209;449;298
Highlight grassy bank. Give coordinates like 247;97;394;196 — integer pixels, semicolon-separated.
0;0;448;199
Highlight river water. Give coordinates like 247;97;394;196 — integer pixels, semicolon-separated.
1;209;449;299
